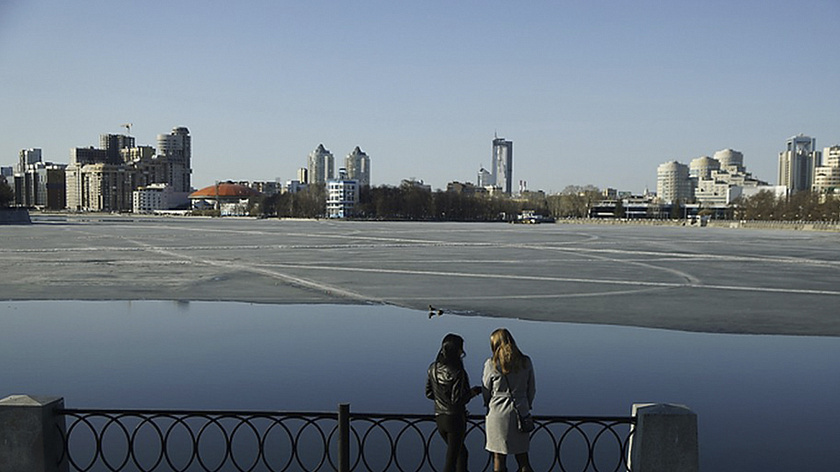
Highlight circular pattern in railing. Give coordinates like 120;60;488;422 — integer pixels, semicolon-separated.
57;410;634;471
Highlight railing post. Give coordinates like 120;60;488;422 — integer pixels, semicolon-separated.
338;403;350;472
0;395;68;472
628;403;698;472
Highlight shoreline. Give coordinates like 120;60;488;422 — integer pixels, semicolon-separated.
22;210;840;232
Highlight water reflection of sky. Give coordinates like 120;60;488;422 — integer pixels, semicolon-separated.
2;300;838;471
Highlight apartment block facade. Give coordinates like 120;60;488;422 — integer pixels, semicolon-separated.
65;127;192;212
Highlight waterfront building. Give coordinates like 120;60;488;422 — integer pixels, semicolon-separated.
66;154;138;212
13;161;66;209
66;126;192;211
307;144;334;185
778;134;820;194
656;161;692;204
694;177;736;205
813;145;840;197
327;169;359;218
66;162;134;212
133;183;173;213
657;148;768;207
492;136;513;195
188;182;260;213
344;146;370;187
690;150;767;205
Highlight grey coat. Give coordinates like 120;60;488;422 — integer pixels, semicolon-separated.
482;356;536;455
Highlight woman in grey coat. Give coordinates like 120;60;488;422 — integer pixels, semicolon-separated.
482;328;535;472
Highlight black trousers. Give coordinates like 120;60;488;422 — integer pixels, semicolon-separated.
436;413;468;472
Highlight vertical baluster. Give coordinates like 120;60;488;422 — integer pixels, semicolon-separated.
338;403;350;472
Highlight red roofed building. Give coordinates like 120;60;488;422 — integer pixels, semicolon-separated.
189;182;260;215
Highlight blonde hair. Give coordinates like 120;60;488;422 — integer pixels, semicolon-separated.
490;328;526;374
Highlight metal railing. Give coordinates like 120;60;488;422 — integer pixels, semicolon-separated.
56;404;634;472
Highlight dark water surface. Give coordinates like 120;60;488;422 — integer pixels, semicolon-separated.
2;300;838;471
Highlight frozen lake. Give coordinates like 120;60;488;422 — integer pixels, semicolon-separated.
3;217;840;336
3;300;839;471
2;218;840;470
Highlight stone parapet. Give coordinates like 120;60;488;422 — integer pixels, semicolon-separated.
0;395;67;472
629;403;699;472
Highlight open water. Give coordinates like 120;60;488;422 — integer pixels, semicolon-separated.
2;300;839;471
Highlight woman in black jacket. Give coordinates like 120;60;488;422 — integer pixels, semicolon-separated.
426;333;482;472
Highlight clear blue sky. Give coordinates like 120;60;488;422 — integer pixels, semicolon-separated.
2;0;838;193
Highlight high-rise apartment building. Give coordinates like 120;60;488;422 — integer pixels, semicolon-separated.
492;136;513;195
157;127;191;193
813;145;840;195
778;135;820;194
344;146;370;187
308;144;334;185
18;148;42;174
66;162;134;212
657;161;692;204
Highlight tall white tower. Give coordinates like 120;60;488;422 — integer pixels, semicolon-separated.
778;135;820;194
492;136;513;195
308;144;334;185
344;146;370;187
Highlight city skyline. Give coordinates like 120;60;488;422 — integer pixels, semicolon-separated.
1;1;839;193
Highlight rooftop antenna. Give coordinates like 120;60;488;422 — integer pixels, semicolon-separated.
122;123;133;135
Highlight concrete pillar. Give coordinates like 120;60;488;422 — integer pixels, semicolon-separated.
0;395;68;472
628;403;698;472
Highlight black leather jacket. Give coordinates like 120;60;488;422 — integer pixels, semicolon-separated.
425;361;472;416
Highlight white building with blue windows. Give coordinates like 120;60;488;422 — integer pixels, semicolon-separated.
327;169;359;218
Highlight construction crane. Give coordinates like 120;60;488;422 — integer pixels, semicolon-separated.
121;123;133;135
